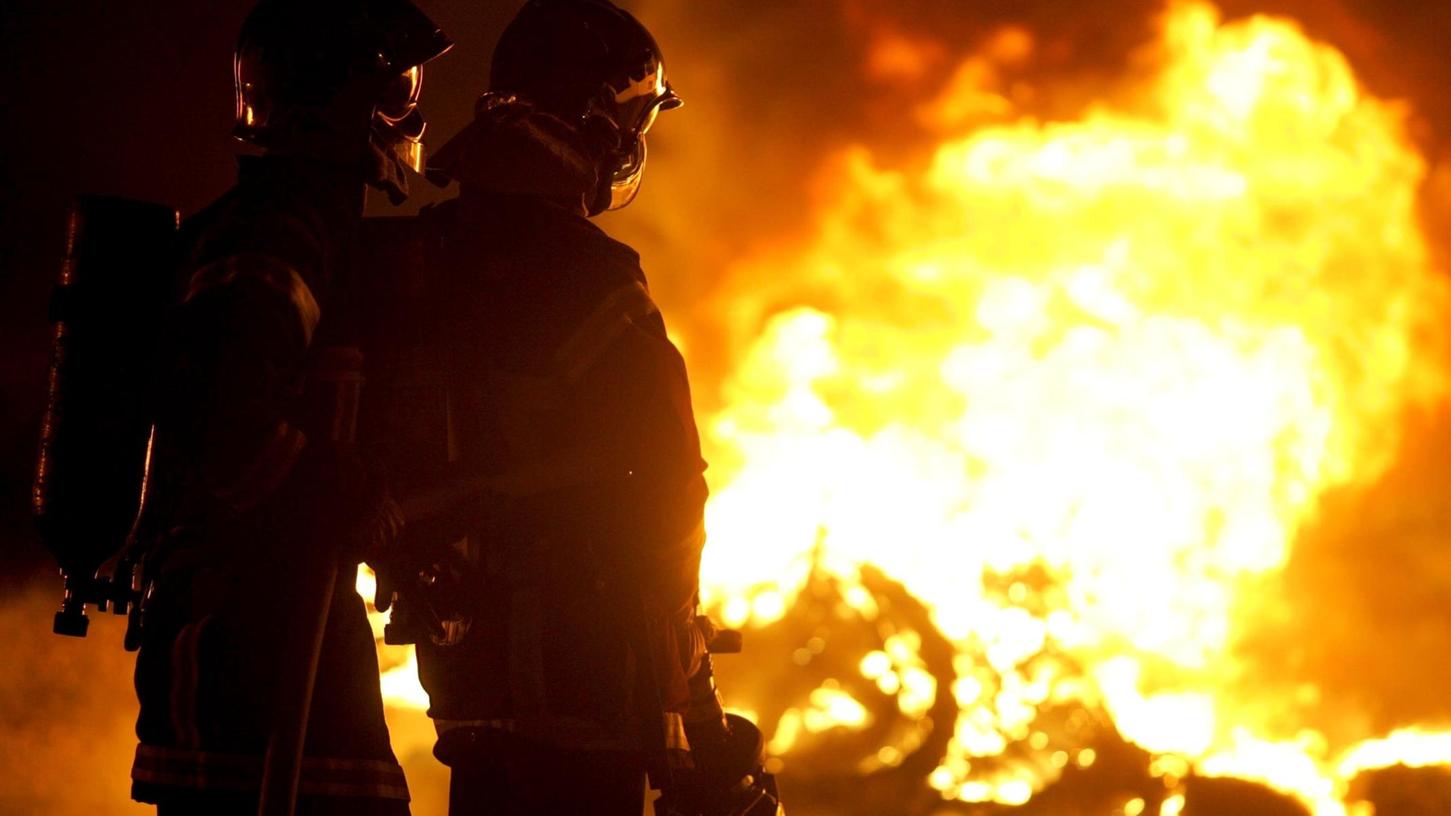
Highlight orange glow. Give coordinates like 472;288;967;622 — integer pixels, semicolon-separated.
695;2;1449;813
865;32;945;84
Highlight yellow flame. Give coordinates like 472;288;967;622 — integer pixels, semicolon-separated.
357;566;430;710
694;1;1450;812
1337;728;1451;777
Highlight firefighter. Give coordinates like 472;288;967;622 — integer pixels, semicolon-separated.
129;2;451;814
394;0;710;812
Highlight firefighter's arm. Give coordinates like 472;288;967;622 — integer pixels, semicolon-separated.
170;248;404;562
570;317;708;616
496;322;705;710
171;250;319;510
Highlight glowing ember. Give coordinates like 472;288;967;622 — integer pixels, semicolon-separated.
366;2;1451;812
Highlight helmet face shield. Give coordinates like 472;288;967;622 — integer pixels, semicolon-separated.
233;47;271;139
376;64;423;124
632;86;680;140
603;61;680;212
376;107;428;173
614;61;680;140
607;136;647;211
374;65;429;173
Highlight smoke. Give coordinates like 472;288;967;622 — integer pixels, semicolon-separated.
0;580;457;816
0;585;148;815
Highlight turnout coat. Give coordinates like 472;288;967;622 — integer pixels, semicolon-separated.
409;189;709;759
131;155;408;812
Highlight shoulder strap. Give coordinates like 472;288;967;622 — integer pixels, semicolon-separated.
487;278;659;418
552;280;660;384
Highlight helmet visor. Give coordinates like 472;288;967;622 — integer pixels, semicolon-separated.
607;136;647;211
633;85;681;138
377;65;424;124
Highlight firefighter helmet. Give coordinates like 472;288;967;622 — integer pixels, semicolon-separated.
232;0;453;177
488;0;682;213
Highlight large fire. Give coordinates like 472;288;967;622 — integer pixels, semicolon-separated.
368;2;1451;814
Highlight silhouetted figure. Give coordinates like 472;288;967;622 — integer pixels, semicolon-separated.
391;1;710;813
129;2;449;814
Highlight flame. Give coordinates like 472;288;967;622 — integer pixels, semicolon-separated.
692;1;1450;813
356;566;430;710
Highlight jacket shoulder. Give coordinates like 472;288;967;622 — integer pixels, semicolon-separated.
179;183;329;286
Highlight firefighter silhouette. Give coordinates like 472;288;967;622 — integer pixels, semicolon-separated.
352;1;780;813
127;2;450;813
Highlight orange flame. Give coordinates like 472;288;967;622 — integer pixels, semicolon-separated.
693;2;1449;812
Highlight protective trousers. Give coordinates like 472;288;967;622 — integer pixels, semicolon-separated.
442;728;645;816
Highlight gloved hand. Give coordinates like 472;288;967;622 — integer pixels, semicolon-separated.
354;493;407;576
369;528;477;645
366;507;465;610
286;440;404;565
370;553;401;615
